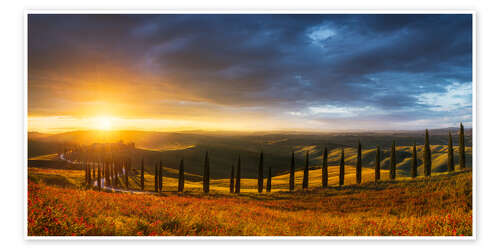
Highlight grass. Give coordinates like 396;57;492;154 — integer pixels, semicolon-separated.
27;165;472;236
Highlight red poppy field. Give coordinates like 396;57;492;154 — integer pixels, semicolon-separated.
27;169;472;236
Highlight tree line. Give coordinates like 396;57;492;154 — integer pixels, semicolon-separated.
78;123;468;194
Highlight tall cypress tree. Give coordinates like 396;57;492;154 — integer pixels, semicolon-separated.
258;151;264;193
109;161;114;187
289;151;295;191
159;160;163;192
85;163;89;188
448;131;455;172
125;159;129;189
140;157;145;191
178;159;184;192
266;165;272;192
154;163;158;192
235;156;241;194
322;147;328;188
203;151;210;193
390;141;396;180
97;165;101;191
375;145;381;182
230;164;235;193
87;163;90;185
339;146;345;186
303;151;309;189
411;141;417;178
424;129;432;177
103;162;107;186
459;122;466;170
356;140;362;184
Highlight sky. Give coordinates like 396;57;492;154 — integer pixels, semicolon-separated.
28;14;473;133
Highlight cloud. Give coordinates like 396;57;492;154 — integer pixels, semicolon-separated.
416;82;472;112
27;14;473;131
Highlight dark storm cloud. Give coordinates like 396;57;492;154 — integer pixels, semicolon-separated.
28;14;473;129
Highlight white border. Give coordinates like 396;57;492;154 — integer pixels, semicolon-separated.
24;10;477;240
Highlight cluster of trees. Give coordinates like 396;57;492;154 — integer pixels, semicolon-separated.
78;123;468;194
83;158;131;191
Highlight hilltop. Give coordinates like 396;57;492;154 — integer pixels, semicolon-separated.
28;129;473;179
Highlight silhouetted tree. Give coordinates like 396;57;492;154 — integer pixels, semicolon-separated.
390;140;396;180
92;165;95;181
303;151;309;189
110;161;114;187
339;146;345;186
356;140;362;184
424;129;432;177
411;141;417;178
84;163;89;188
459;123;466;170
375;146;381;182
84;162;87;186
322;147;328;188
140;158;144;191
178;159;184;192
235;156;241;194
159;161;163;192
154;163;158;192
266;165;272;192
115;161;119;186
289;151;295;191
203;151;210;193
230;164;235;193
448;131;455;172
108;162;112;186
258;151;264;193
97;165;101;191
125;159;129;189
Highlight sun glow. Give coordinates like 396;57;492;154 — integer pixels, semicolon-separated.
95;116;113;130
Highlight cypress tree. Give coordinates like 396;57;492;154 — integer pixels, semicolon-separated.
411;141;417;178
459;123;466;170
322;147;328;188
159;160;163;192
339;146;345;186
140;157;144;191
83;163;90;188
125;159;129;189
97;165;101;191
105;162;110;186
356;140;362;184
203;151;209;193
230;164;235;193
303;151;309;189
154;163;158;192
88;164;92;186
178;159;184;192
266;165;272;192
448;131;455;172
115;161;119;186
258;151;264;193
84;163;89;188
109;162;114;187
375;146;381;182
100;161;104;183
424;129;432;177
390;141;396;180
289;151;295;191
235;156;241;194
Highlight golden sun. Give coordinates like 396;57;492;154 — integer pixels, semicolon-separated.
95;116;113;130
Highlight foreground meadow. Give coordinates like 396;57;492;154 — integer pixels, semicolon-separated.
28;170;472;236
